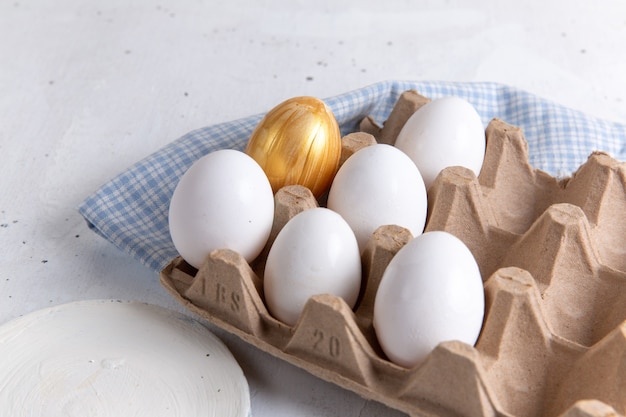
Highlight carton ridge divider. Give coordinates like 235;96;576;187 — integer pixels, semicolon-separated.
551;322;626;416
357;89;431;145
186;249;274;340
378;90;431;146
480;119;558;235
339;132;378;166
285;293;381;387
559;400;622;417
568;152;626;272
356;224;413;323
399;341;500;417
504;204;602;345
251;185;319;278
426;165;505;280
480;268;580;417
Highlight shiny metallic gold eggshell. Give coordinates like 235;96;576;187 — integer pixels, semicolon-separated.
245;96;341;198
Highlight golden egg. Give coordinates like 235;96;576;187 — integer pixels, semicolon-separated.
245;96;341;198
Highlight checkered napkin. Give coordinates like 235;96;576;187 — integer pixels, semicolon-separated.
78;80;626;273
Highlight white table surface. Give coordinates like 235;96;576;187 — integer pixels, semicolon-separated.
1;1;625;416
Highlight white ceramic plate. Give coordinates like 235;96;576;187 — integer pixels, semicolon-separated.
0;300;250;417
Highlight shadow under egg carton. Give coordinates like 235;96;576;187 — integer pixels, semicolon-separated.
161;92;626;417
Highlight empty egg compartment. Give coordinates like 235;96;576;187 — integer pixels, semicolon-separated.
427;119;626;347
423;118;626;417
161;91;626;417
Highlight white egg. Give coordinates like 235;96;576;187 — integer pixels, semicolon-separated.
395;96;485;188
264;207;362;326
373;231;484;368
168;149;274;269
327;144;427;252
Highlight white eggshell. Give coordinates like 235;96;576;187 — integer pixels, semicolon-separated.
394;96;486;188
168;149;274;269
373;231;485;368
327;144;427;252
264;208;362;326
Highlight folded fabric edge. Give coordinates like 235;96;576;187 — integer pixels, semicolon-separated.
77;115;264;272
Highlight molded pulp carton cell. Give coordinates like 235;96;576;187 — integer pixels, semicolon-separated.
161;91;626;417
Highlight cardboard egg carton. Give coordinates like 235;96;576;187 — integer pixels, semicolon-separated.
160;91;626;417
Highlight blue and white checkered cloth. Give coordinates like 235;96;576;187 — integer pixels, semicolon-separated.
78;80;626;273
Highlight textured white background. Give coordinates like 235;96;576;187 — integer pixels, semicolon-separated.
1;1;625;416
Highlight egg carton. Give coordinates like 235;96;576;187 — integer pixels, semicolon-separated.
160;91;626;417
